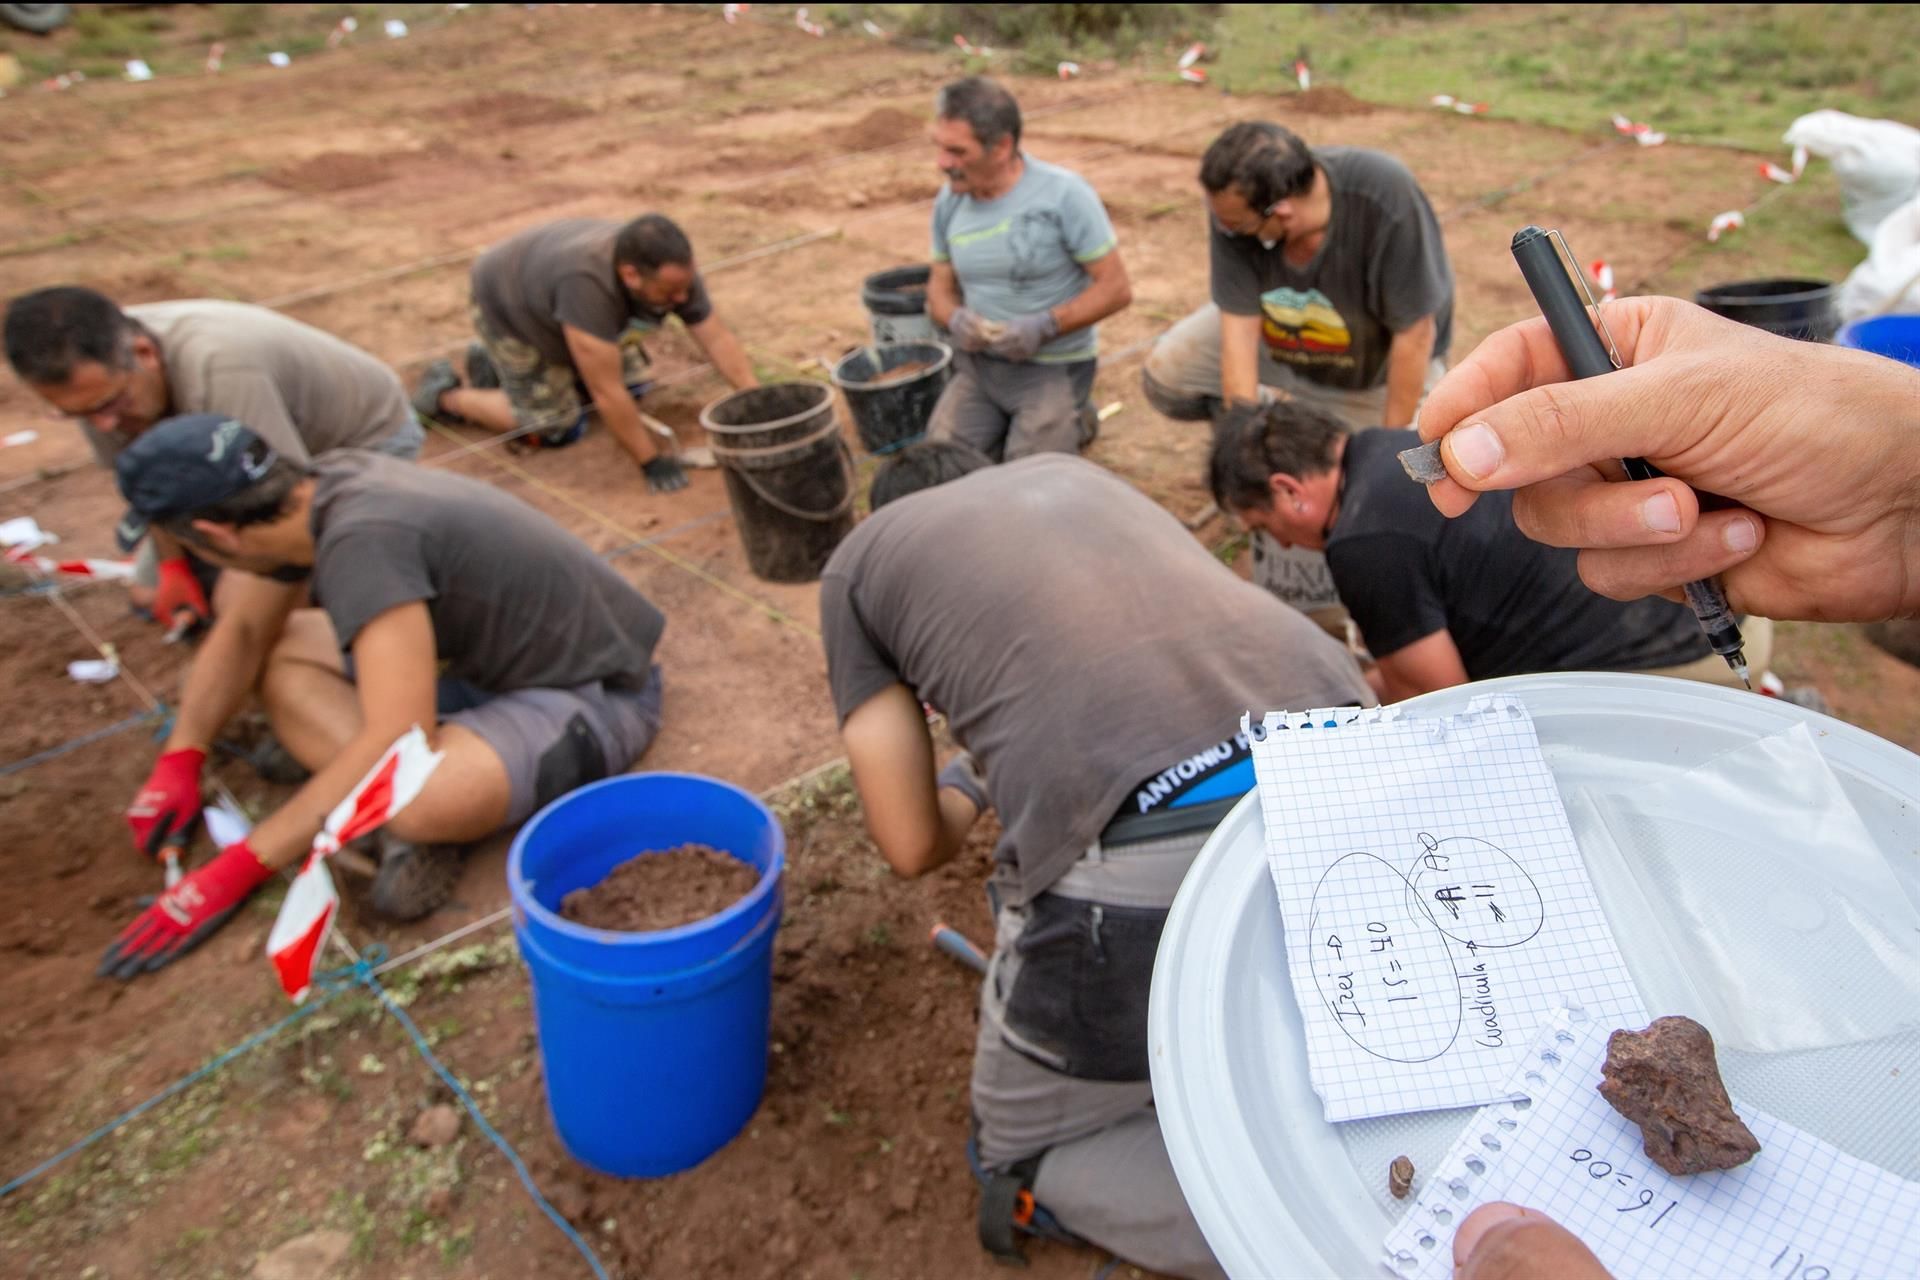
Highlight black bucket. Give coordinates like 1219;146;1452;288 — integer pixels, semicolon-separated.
1694;278;1839;342
861;266;937;347
831;342;953;454
699;383;855;584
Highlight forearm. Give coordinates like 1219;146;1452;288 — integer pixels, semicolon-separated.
1382;320;1437;428
927;271;960;328
588;379;660;464
164;618;272;752
1049;262;1131;337
694;321;759;389
1220;322;1263;405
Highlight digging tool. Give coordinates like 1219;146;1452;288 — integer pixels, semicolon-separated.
930;922;988;974
640;411;715;469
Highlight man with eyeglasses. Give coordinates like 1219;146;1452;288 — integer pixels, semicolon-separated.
3;287;423;630
1142;122;1453;626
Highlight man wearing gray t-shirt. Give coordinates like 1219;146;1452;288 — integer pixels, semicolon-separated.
95;414;667;982
820;443;1369;1276
1141;122;1454;623
3;287;423;629
925;78;1132;460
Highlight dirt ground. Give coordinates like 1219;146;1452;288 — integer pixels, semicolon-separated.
3;7;1917;1279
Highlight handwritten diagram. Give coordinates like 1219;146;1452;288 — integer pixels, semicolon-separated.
1307;834;1545;1064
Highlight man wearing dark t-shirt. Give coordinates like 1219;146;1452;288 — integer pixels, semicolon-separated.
1143;122;1455;620
820;442;1368;1276
97;414;668;981
415;214;759;491
1207;402;1777;702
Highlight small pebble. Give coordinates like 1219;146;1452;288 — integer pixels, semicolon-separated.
1389;1154;1415;1199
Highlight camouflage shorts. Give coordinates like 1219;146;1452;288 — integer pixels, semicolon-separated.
469;302;654;447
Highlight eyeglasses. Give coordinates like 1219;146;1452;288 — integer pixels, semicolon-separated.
1211;200;1282;238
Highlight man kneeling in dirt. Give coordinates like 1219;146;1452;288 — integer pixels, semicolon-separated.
3;286;423;632
1208;402;1774;701
414;213;758;493
819;442;1369;1276
925;77;1133;459
99;414;667;979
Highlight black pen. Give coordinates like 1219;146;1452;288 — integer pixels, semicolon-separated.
1508;224;1751;687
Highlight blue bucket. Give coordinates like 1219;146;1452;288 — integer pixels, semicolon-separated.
1835;315;1920;369
508;773;785;1177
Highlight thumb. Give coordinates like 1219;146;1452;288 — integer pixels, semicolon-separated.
1436;354;1725;495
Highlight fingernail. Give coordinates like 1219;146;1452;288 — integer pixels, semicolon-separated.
1448;423;1504;480
1453;1202;1529;1271
1642;492;1681;534
1724;516;1758;553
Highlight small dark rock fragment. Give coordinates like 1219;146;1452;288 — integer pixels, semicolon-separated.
1397;440;1448;484
1598;1016;1760;1175
1389;1155;1415;1199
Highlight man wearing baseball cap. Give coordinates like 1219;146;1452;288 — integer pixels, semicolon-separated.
101;414;668;979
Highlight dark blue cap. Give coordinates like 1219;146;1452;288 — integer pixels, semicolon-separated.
113;413;280;552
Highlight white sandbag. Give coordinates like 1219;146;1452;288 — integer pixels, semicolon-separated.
1839;192;1920;321
1784;109;1920;244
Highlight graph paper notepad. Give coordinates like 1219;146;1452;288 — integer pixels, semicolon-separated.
1382;1010;1920;1280
1246;695;1645;1121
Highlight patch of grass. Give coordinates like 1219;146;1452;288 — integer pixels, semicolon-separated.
215;5;272;41
65;5;171;64
440;1223;477;1266
862;921;894;949
1211;5;1920;152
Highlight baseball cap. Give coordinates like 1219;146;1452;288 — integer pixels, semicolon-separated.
113;413;280;552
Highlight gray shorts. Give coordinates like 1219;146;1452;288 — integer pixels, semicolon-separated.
440;664;665;826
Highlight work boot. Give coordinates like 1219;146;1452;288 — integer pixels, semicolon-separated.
465;342;500;391
413;359;463;422
369;834;463;921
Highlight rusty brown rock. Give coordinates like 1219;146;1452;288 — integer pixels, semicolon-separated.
1388;1155;1415;1199
1598;1016;1761;1175
408;1103;461;1149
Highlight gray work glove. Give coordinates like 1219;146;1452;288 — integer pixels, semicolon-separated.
986;310;1060;363
936;753;990;815
641;453;689;494
945;307;1000;354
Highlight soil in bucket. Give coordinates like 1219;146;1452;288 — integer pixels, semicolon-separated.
700;382;855;584
559;844;761;933
831;341;953;453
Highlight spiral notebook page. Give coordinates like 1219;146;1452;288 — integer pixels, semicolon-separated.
1246;695;1645;1121
1383;1011;1920;1280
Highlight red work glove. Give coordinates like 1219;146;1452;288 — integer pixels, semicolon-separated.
153;556;210;630
98;840;276;980
126;747;207;858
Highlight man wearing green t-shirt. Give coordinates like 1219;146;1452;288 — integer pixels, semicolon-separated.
926;78;1133;460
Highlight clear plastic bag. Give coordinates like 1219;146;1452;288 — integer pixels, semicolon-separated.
1573;723;1920;1056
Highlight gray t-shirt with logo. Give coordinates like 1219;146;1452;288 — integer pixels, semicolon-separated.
309;452;664;693
470;218;714;368
931;157;1118;363
83;300;414;467
819;454;1369;904
1210;146;1454;392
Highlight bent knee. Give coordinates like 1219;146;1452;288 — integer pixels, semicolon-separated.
1139;364;1212;422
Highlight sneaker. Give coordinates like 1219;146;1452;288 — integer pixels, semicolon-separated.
412;359;463;422
369;834;463;921
465;342;500;391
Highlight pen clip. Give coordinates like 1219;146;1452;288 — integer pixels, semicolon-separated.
1547;228;1623;370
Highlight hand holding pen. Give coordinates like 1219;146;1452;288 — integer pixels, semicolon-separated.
1402;291;1920;628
